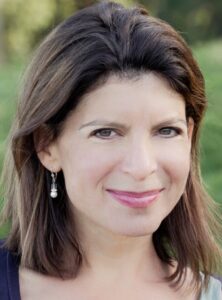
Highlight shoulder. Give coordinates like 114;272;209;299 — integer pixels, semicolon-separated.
0;239;11;299
212;275;222;284
0;239;20;300
200;274;222;300
0;239;20;270
0;239;10;277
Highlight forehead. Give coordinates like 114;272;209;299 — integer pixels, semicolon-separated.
58;73;186;137
73;73;185;118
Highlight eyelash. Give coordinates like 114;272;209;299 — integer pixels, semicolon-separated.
158;127;182;137
91;127;182;139
91;128;120;139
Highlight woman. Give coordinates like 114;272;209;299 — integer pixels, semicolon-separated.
0;1;221;299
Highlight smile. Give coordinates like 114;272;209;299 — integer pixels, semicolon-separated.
106;189;164;208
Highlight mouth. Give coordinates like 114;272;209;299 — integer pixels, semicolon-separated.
106;188;164;208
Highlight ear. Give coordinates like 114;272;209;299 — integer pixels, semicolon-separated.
34;127;62;173
37;143;62;173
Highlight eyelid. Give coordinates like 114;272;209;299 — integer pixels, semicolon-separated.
90;125;185;139
157;126;183;137
90;127;120;139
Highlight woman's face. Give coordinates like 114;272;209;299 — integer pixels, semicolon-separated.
43;73;193;237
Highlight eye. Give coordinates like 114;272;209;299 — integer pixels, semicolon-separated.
91;128;119;139
158;127;182;138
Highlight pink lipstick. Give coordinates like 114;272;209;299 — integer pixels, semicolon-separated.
106;189;163;208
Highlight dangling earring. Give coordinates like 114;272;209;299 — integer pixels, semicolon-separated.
50;172;58;198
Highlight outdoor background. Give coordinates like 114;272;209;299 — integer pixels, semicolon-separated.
0;0;222;237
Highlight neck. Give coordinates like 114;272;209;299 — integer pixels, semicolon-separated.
77;221;171;284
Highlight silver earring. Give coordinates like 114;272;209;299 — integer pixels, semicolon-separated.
50;172;58;198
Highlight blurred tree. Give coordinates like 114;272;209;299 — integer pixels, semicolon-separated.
139;0;222;43
0;12;5;64
1;0;222;62
2;0;57;59
1;0;77;61
0;0;6;64
75;0;96;10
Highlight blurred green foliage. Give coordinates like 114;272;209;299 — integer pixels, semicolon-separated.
140;0;222;43
1;0;76;60
1;0;222;63
0;0;134;62
193;41;222;202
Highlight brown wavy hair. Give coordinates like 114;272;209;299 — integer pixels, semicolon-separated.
1;0;221;290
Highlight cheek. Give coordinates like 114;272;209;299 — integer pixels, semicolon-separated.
154;143;191;221
158;142;191;184
59;142;119;196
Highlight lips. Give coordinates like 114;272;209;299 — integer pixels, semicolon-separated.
106;188;163;208
106;189;163;198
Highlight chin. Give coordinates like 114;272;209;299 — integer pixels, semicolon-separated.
109;220;161;237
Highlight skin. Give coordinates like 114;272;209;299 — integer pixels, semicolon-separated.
20;73;199;299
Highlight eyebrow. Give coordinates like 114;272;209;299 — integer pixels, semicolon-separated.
79;118;187;130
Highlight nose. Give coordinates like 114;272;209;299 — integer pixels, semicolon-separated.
120;136;158;181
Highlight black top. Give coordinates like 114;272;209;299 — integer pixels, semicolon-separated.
1;240;221;300
0;240;21;300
